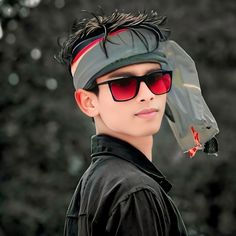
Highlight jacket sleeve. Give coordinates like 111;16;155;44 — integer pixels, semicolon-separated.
105;188;171;236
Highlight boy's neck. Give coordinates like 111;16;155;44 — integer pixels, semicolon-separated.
96;130;153;161
122;134;153;161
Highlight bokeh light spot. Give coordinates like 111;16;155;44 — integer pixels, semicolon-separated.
0;21;3;39
7;20;18;31
46;78;58;90
20;0;41;8
5;122;19;137
55;0;65;9
8;73;20;86
6;33;16;44
1;4;16;18
19;7;30;18
30;48;42;60
68;155;84;176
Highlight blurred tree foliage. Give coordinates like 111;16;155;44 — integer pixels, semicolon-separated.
0;0;235;235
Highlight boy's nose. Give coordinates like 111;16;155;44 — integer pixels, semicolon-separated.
136;81;155;102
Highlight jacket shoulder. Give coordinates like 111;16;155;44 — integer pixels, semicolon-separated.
81;155;162;207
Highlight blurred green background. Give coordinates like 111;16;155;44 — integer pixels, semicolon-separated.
0;0;235;235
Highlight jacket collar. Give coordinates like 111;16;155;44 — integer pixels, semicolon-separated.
91;134;172;193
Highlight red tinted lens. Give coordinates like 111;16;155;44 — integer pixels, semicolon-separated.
110;78;137;101
147;73;171;95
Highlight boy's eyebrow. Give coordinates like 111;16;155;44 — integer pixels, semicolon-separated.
107;67;162;78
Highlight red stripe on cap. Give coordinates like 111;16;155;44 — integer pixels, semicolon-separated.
71;29;127;66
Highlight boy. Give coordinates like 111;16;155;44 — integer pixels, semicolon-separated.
58;10;190;236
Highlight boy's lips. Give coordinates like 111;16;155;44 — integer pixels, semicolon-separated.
135;108;159;116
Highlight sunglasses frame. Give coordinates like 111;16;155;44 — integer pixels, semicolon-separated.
95;69;173;102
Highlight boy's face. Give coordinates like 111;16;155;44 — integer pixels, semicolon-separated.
93;62;167;138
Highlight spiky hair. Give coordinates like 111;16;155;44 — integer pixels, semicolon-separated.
56;10;170;67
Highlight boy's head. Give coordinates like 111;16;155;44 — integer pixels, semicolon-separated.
58;10;172;137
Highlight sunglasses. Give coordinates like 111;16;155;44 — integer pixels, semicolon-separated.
95;70;172;102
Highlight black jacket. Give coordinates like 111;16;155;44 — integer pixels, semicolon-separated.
64;134;188;236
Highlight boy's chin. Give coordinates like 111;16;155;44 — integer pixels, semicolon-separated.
132;126;161;137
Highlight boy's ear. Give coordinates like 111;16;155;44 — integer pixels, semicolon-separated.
74;89;99;117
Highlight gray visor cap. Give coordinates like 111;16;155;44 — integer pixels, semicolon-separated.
84;52;172;89
72;28;171;90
